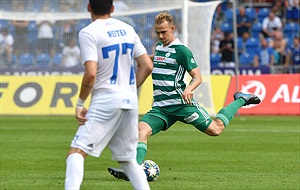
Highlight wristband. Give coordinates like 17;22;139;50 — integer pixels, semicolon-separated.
76;98;85;107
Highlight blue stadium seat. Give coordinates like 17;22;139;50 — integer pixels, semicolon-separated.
251;22;262;38
142;38;154;54
284;22;300;39
19;54;35;67
220;21;233;33
27;21;38;43
210;53;221;67
245;7;256;22
0;19;9;30
11;54;17;66
257;8;270;23
239;52;254;66
36;53;51;67
245;37;259;55
75;19;91;33
237;37;244;54
52;53;63;66
224;8;233;23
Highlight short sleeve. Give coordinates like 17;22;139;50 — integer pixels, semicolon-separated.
176;46;198;71
78;30;98;65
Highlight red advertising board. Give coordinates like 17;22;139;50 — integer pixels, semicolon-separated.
225;74;300;115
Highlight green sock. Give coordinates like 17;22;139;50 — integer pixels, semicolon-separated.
136;142;147;165
216;98;245;127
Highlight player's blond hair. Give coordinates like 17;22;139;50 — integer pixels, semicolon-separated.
155;12;174;26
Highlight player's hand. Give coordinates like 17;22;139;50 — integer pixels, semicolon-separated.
182;89;194;105
75;106;88;125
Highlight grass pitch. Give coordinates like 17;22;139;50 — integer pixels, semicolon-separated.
1;115;299;190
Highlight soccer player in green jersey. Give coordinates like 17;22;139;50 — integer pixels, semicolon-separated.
108;12;261;181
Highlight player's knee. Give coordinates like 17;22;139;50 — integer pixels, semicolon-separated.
138;122;152;138
204;122;224;136
67;148;87;158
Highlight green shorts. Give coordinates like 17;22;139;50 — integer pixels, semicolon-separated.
140;103;212;136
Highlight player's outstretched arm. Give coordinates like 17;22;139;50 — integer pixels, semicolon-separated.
135;54;153;88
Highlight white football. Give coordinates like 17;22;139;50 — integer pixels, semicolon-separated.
141;160;160;181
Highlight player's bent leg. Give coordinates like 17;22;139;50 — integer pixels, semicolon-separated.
203;119;225;136
120;160;150;190
138;122;152;142
65;148;87;190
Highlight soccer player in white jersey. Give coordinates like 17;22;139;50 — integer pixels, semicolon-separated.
108;12;261;181
64;0;152;189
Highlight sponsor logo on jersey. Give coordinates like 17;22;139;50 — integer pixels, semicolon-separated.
155;56;165;61
191;58;195;63
165;52;171;57
184;112;199;123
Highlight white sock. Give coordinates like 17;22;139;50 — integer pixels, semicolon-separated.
120;161;150;190
65;153;84;190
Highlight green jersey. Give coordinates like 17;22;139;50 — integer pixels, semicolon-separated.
152;38;198;107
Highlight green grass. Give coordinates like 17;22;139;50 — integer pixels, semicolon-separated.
1;116;299;190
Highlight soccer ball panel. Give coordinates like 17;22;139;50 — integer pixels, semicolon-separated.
141;160;160;181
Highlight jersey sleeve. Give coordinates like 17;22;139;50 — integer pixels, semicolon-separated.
176;46;198;71
78;29;98;65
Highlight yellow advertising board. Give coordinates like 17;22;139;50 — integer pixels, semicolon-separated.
0;76;84;115
0;75;231;115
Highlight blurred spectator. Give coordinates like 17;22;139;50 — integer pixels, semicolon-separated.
285;36;300;73
236;6;252;37
211;26;224;53
219;32;235;67
36;5;55;56
11;1;29;56
253;38;275;67
213;4;224;26
62;39;80;68
284;0;300;22
269;30;287;65
0;28;14;67
241;31;250;43
272;0;285;19
261;11;282;39
62;20;76;45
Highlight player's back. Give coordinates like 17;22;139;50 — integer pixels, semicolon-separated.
79;18;145;109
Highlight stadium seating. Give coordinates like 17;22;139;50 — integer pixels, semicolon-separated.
224;8;233;23
237;37;244;55
251;22;262;38
19;53;35;67
245;7;256;22
0;19;9;30
36;53;51;67
284;22;300;39
52;53;63;66
142;38;155;54
245;37;259;55
75;19;91;33
257;8;270;23
210;53;221;67
220;21;233;33
239;52;254;66
11;54;17;66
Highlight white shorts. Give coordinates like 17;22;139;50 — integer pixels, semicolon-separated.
70;105;138;161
